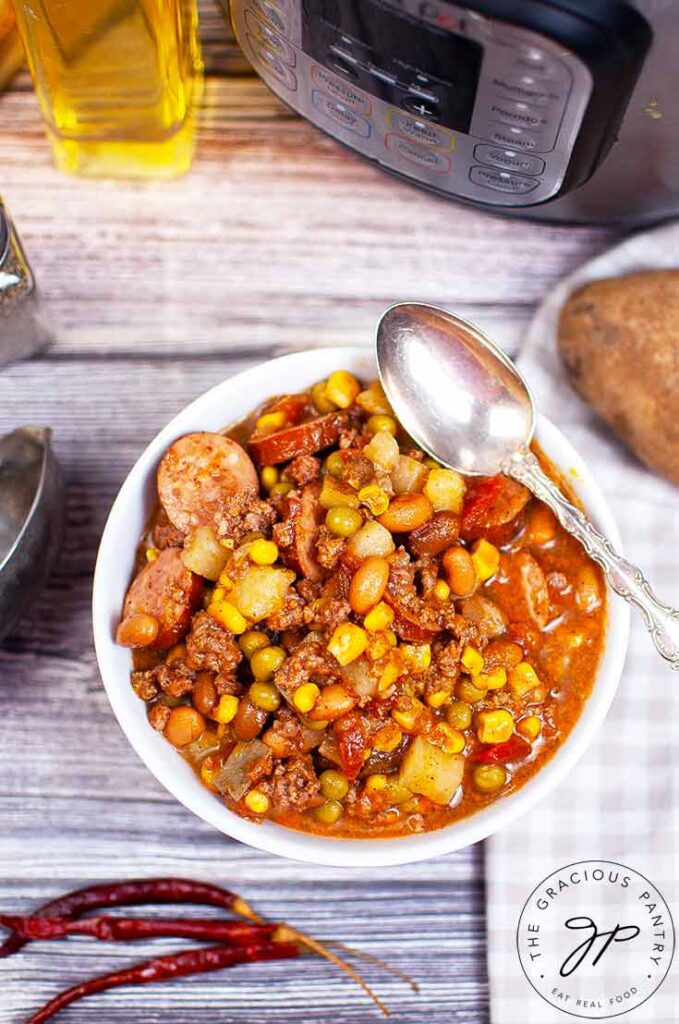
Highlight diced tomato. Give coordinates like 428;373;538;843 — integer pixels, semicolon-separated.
471;735;532;764
334;712;369;780
461;477;504;535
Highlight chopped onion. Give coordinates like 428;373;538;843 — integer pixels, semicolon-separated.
347;520;395;560
391;455;428;496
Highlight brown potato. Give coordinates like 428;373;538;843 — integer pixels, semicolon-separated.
558;271;679;484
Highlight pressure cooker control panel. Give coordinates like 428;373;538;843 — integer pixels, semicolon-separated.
232;0;615;207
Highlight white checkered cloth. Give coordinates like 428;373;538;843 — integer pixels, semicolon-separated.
486;223;679;1023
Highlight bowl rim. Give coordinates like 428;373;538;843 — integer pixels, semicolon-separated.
93;346;630;868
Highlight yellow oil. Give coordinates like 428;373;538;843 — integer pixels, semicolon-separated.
0;1;23;90
11;0;203;178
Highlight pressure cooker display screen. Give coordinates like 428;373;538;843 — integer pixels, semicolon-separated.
304;0;483;131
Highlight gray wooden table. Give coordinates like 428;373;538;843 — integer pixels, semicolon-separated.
0;4;621;1021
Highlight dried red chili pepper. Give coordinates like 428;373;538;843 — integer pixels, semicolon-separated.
0;913;274;945
0;877;259;959
26;940;300;1024
472;735;532;764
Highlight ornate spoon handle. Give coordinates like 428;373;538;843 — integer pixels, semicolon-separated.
506;448;679;670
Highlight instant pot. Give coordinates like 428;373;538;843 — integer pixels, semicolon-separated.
227;0;678;225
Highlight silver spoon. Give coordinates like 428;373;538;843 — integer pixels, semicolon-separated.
376;301;679;670
0;426;64;645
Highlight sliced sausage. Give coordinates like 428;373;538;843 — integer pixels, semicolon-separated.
157;432;258;533
277;481;324;582
461;476;531;543
409;511;460;556
249;412;346;466
117;548;203;650
506;550;550;628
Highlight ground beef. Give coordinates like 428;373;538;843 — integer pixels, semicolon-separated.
386;547;444;636
315;525;345;570
214;673;244;696
263;707;323;758
185;611;243;675
213;493;278;545
414;555;439;597
151;508;185;550
297;578;323;603
304;595;351;633
131;670;160;701
272;516;294;550
265;588;307;631
286;455;321;487
268;755;322;813
423;639;461;701
342;451;374;489
273;635;340;702
148;703;171;732
153;662;196;698
441;609;485;649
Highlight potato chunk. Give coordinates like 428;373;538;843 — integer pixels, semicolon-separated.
398;735;464;806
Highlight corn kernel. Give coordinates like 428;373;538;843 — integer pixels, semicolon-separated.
431;722;466;754
208;598;248;635
364;773;388;792
477;667;507;691
293;682;320;714
327;623;368;666
373;722;402;752
358;484;390;516
244;789;270;814
366;414;397;436
312;380;336;414
325;370;361;409
145;547;159;563
216;570;234;589
518;714;542;741
364;601;394;632
471;538;500;582
476;708;514;744
260;466;279;491
248;539;279;565
214;694;239;724
401;643;431;673
461;645;484;676
426;689;450;709
256;410;286;433
356;381;391;415
391;697;424;733
509;661;541;697
433;579;450;602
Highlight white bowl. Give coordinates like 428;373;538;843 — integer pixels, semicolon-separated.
93;347;629;867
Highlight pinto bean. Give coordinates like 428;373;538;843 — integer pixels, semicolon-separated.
378;493;433;533
349;557;389;615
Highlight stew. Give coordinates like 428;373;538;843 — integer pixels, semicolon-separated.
115;371;606;838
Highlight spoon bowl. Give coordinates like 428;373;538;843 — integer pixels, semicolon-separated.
376;302;534;476
376;301;679;670
0;426;64;644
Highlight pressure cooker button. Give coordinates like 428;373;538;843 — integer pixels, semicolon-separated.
402;94;440;120
249;0;289;37
249;39;297;91
385;133;451;174
489;100;548;130
245;11;295;65
311;65;372;115
311;90;371;138
388;111;454;151
486;126;539;151
469;165;539;194
474;145;544;176
490;74;560;108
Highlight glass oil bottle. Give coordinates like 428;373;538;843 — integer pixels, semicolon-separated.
10;0;203;179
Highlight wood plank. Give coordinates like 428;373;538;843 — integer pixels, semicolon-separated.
0;81;617;358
